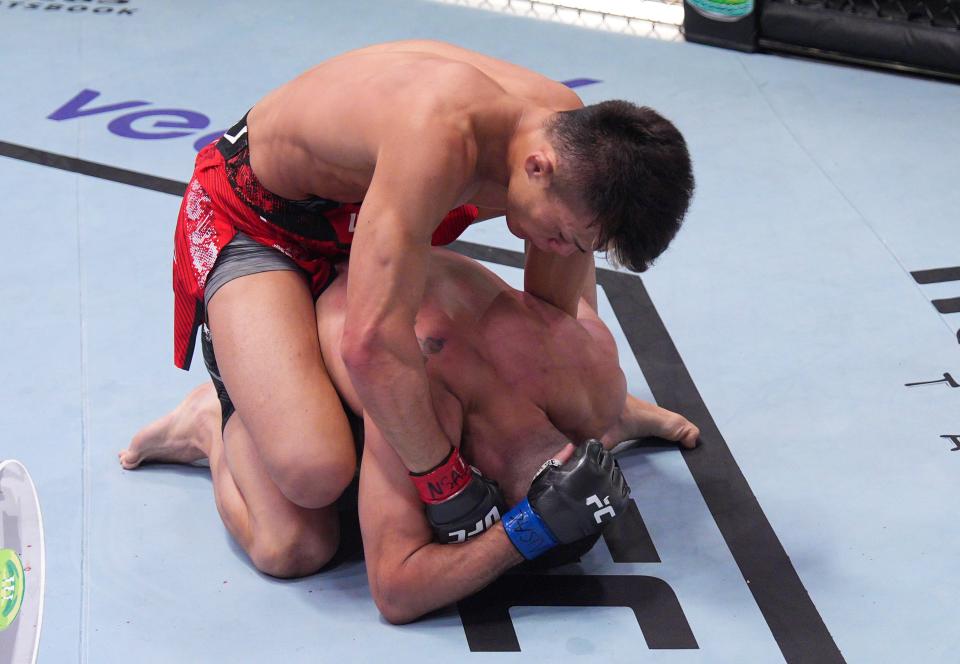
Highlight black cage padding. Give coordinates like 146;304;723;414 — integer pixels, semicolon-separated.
759;0;960;77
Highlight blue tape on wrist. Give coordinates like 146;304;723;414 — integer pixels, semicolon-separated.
502;498;558;560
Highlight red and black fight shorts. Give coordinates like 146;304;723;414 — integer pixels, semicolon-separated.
172;113;478;370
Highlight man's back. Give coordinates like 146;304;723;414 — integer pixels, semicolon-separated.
317;249;625;502
246;40;582;205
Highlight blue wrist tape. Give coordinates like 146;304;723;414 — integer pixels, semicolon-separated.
502;498;558;560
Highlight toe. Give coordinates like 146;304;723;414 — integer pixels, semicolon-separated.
119;449;139;470
679;423;700;449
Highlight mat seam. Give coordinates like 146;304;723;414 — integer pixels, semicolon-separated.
735;54;959;343
76;20;90;664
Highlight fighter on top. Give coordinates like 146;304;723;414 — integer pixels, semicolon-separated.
169;39;695;537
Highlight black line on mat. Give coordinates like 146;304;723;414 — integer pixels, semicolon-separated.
459;575;696;651
597;269;845;664
932;297;960;315
0;140;186;197
602;499;661;563
1;140;844;663
911;266;960;284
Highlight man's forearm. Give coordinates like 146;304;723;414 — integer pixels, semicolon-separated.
344;326;451;473
524;245;594;318
581;258;598;312
374;524;523;624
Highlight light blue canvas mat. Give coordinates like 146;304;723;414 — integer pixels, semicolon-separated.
1;1;958;662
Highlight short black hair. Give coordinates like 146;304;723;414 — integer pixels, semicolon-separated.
547;101;694;272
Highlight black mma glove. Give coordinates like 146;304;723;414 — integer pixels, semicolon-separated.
409;445;505;544
424;467;506;544
502;439;630;559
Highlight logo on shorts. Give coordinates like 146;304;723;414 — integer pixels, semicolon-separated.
221;125;248;145
0;548;25;631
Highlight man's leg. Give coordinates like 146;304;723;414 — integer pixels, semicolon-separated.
120;383;340;578
214;404;341;577
207;269;357;510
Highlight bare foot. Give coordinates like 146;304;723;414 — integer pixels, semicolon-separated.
602;394;700;450
119;383;220;469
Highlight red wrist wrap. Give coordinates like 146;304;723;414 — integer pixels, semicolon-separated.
409;446;472;504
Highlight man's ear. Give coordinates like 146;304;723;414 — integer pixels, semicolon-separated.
524;151;555;188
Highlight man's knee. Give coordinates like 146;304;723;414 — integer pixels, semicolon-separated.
248;525;339;579
269;446;357;509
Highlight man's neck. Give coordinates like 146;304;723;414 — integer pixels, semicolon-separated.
475;103;552;186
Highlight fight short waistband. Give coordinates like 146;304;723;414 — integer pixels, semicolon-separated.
217;113;347;243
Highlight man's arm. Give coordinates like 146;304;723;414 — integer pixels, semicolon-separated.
359;416;523;625
361;418;631;624
524;244;596;316
341;121;474;475
573;296;700;450
471;209;598;314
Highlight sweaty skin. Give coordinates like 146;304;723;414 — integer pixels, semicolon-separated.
244;40;596;478
121;248;700;621
248;40;582;213
317;249;626;503
340;251;622;623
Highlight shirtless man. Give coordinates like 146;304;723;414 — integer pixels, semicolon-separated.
169;40;695;538
125;249;699;621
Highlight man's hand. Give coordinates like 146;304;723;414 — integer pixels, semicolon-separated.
410;446;507;544
360;423;521;623
502;440;630;560
601;394;700;450
423;467;506;544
